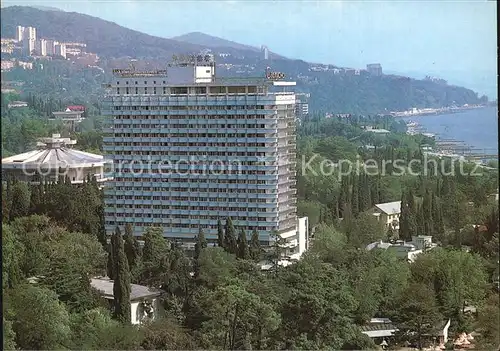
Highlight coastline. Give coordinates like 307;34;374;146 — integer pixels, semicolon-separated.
391;104;488;118
401;107;498;164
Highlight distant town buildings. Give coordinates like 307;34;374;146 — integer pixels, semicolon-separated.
1;38;15;54
2;25;95;62
367;63;383;76
363;126;391;135
425;75;447;85
1;60;15;71
17;61;33;70
35;38;47;56
7;101;28;108
16;25;37;56
45;39;58;56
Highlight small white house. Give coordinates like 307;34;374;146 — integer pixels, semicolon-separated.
91;277;163;325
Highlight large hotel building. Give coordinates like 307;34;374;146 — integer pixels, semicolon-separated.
103;54;308;253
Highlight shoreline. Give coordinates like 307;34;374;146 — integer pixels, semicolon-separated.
392;104;491;118
402;109;498;163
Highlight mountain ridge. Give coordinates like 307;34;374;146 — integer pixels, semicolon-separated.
1;5;487;113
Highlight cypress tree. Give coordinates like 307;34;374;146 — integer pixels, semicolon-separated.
249;229;261;261
237;228;250;260
416;203;425;237
112;227;131;324
406;189;418;239
194;227;207;261
1;182;8;221
399;190;410;240
351;174;359;217
9;181;31;220
106;242;115;280
371;176;380;206
224;217;238;255
422;189;433;236
359;174;371;212
217;219;225;248
193;227;207;278
123;223;141;271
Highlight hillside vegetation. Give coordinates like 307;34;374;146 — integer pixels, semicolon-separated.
1;6;487;114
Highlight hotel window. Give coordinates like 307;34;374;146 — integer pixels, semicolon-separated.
171;87;188;94
210;86;225;94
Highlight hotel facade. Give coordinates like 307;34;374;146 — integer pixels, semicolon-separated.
102;55;306;249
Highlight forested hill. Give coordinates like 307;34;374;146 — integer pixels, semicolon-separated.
1;6;487;114
0;6;270;60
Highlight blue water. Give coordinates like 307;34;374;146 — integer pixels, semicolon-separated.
402;107;498;153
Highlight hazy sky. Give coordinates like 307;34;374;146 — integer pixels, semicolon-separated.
3;0;498;98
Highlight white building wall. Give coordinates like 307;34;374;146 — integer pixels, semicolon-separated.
35;39;47;56
131;301;140;325
297;216;308;254
16;26;24;42
130;298;163;325
55;44;66;58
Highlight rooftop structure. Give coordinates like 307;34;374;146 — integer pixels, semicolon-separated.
2;134;111;185
51;108;85;132
364;126;390;134
367;63;383;76
361;318;397;338
7;100;28;108
103;54;307;249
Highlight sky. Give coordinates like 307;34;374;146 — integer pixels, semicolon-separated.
3;0;498;98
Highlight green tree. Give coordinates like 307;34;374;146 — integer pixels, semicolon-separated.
6;285;72;350
249;229;261;261
140;226;170;286
2;223;24;289
393;283;443;350
476;293;500;349
198;282;280;350
40;230;106;312
308;223;349;266
224;217;238;255
217;219;225;248
141;318;196;350
194;227;208;278
123;223;141;275
112;227;131;324
9;181;31;220
411;249;488;329
194;227;208;261
3;318;17;350
237;228;250;260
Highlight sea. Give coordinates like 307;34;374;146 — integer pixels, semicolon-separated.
400;106;499;154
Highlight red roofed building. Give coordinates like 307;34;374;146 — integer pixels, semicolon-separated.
66;105;85;111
